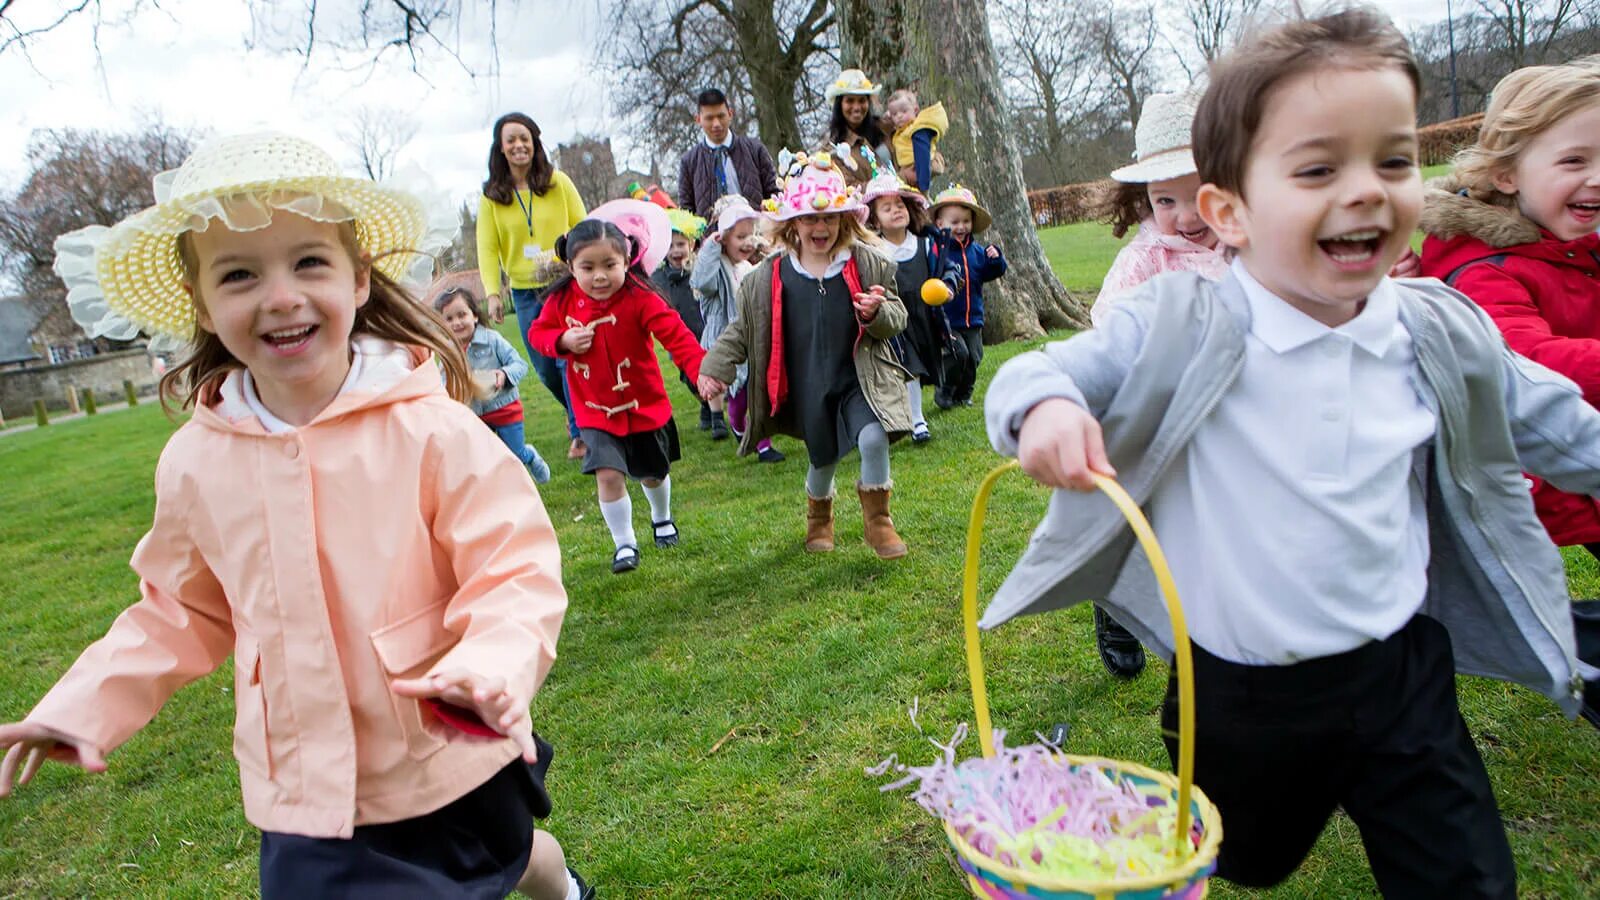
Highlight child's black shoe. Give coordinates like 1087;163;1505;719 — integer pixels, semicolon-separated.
710;413;729;440
757;445;786;463
611;544;640;574
1093;605;1145;678
652;520;679;548
569;866;596;900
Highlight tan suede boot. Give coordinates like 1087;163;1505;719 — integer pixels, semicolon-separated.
857;484;908;560
805;495;835;553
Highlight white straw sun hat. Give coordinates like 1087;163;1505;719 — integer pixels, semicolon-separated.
824;68;881;105
53;131;455;354
1109;90;1204;184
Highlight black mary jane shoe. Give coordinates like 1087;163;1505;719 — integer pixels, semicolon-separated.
1093;605;1146;678
611;544;640;574
652;520;680;548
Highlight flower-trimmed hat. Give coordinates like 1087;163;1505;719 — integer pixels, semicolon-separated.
824;68;881;105
52;131;454;354
929;185;992;234
861;172;928;209
665;208;708;241
1109;90;1202;184
762;150;869;223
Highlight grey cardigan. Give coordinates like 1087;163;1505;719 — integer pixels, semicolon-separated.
692;238;746;392
984;271;1600;715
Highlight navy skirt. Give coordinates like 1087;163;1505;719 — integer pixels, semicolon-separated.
259;735;553;899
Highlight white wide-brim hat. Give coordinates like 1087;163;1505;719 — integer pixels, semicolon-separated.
1108;90;1203;184
52;131;455;354
861;173;928;209
825;68;881;105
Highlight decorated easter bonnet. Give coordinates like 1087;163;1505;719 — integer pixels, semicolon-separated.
52;131;455;355
712;195;762;235
588;198;673;273
825;68;881;105
1109;90;1202;183
665;208;708;240
763;150;869;223
861;173;928;209
929;185;993;234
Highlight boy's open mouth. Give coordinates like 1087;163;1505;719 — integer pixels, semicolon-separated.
1317;229;1385;268
262;324;318;351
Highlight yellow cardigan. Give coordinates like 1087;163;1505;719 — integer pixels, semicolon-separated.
890;102;949;174
477;170;587;296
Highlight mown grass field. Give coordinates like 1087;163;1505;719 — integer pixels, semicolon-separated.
6;195;1596;898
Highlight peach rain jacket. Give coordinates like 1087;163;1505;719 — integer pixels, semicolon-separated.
24;344;567;838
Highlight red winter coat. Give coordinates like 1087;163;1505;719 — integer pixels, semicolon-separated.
527;278;706;437
1420;175;1600;546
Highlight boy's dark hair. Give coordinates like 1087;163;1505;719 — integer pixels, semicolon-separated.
1193;7;1421;198
696;88;728;109
482;112;556;203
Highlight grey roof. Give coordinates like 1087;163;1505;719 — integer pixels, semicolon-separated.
0;299;43;365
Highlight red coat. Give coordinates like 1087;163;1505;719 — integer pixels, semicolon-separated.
1420;177;1600;546
527;278;705;437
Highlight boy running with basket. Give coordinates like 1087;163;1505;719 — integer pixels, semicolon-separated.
985;11;1600;896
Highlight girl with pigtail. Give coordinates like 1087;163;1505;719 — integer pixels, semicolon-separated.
527;205;707;575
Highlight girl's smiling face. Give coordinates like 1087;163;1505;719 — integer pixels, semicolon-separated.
1148;173;1217;249
499;122;535;171
722;218;759;263
439;295;478;346
841;95;871;129
572;239;629;300
187;211;369;421
872;195;911;236
1494;100;1600;242
795;214;842;258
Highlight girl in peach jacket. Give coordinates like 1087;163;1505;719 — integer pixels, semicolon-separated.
0;134;593;900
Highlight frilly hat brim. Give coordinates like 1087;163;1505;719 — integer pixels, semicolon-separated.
52;133;456;352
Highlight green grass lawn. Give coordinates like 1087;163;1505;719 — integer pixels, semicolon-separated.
2;325;1598;897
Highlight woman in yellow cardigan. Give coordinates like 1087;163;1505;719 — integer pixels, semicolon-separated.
477;113;589;458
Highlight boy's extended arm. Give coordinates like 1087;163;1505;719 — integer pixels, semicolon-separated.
1502;345;1600;498
985;301;1148;457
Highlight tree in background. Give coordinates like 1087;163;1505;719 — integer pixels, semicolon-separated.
838;0;1090;335
0;124;194;344
595;0;838;171
339;105;419;181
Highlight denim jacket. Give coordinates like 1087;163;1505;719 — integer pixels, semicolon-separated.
984;271;1600;714
465;325;529;417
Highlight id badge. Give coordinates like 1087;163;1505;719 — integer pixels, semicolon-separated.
523;244;542;260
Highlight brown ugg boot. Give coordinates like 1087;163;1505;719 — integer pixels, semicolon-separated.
857;484;908;560
805;494;835;553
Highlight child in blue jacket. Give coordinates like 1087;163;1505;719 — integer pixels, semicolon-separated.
930;185;1006;408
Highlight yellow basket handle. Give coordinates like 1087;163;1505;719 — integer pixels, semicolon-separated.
962;460;1198;857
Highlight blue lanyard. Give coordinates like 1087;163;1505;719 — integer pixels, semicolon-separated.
514;189;535;237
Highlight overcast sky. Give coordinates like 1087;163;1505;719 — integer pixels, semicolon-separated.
2;0;1451;208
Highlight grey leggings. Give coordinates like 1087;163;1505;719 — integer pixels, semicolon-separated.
805;421;891;497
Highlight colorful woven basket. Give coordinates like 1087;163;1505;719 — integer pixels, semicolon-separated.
953;461;1223;899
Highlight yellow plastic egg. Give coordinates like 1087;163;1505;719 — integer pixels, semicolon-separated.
920;278;953;306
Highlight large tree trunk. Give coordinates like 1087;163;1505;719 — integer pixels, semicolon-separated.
837;0;1090;339
729;0;806;151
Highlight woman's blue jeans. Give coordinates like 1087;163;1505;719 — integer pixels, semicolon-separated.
511;286;579;440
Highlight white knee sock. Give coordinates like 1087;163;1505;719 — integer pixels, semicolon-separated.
599;493;636;549
642;477;672;528
565;871;580;900
906;379;925;426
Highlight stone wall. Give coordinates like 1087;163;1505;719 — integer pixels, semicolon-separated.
0;349;158;420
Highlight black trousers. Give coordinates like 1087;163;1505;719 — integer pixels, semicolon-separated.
1160;615;1514;897
938;327;984;403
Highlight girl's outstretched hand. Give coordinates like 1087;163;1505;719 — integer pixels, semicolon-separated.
697;374;728;402
0;722;108;797
1016;397;1116;492
391;670;540;763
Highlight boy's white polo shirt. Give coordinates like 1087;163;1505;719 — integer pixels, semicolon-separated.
1150;261;1436;665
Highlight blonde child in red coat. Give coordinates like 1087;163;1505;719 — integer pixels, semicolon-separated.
528;208;706;574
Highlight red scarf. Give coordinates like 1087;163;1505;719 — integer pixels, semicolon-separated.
767;254;863;415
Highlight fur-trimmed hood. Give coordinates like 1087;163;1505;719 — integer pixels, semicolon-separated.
1418;173;1542;248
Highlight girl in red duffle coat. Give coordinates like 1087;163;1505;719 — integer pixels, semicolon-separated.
529;217;706;574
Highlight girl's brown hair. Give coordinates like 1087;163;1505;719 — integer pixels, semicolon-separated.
159;220;471;413
866;194;929;235
1451;62;1600;202
1091;180;1153;239
772;213;877;258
